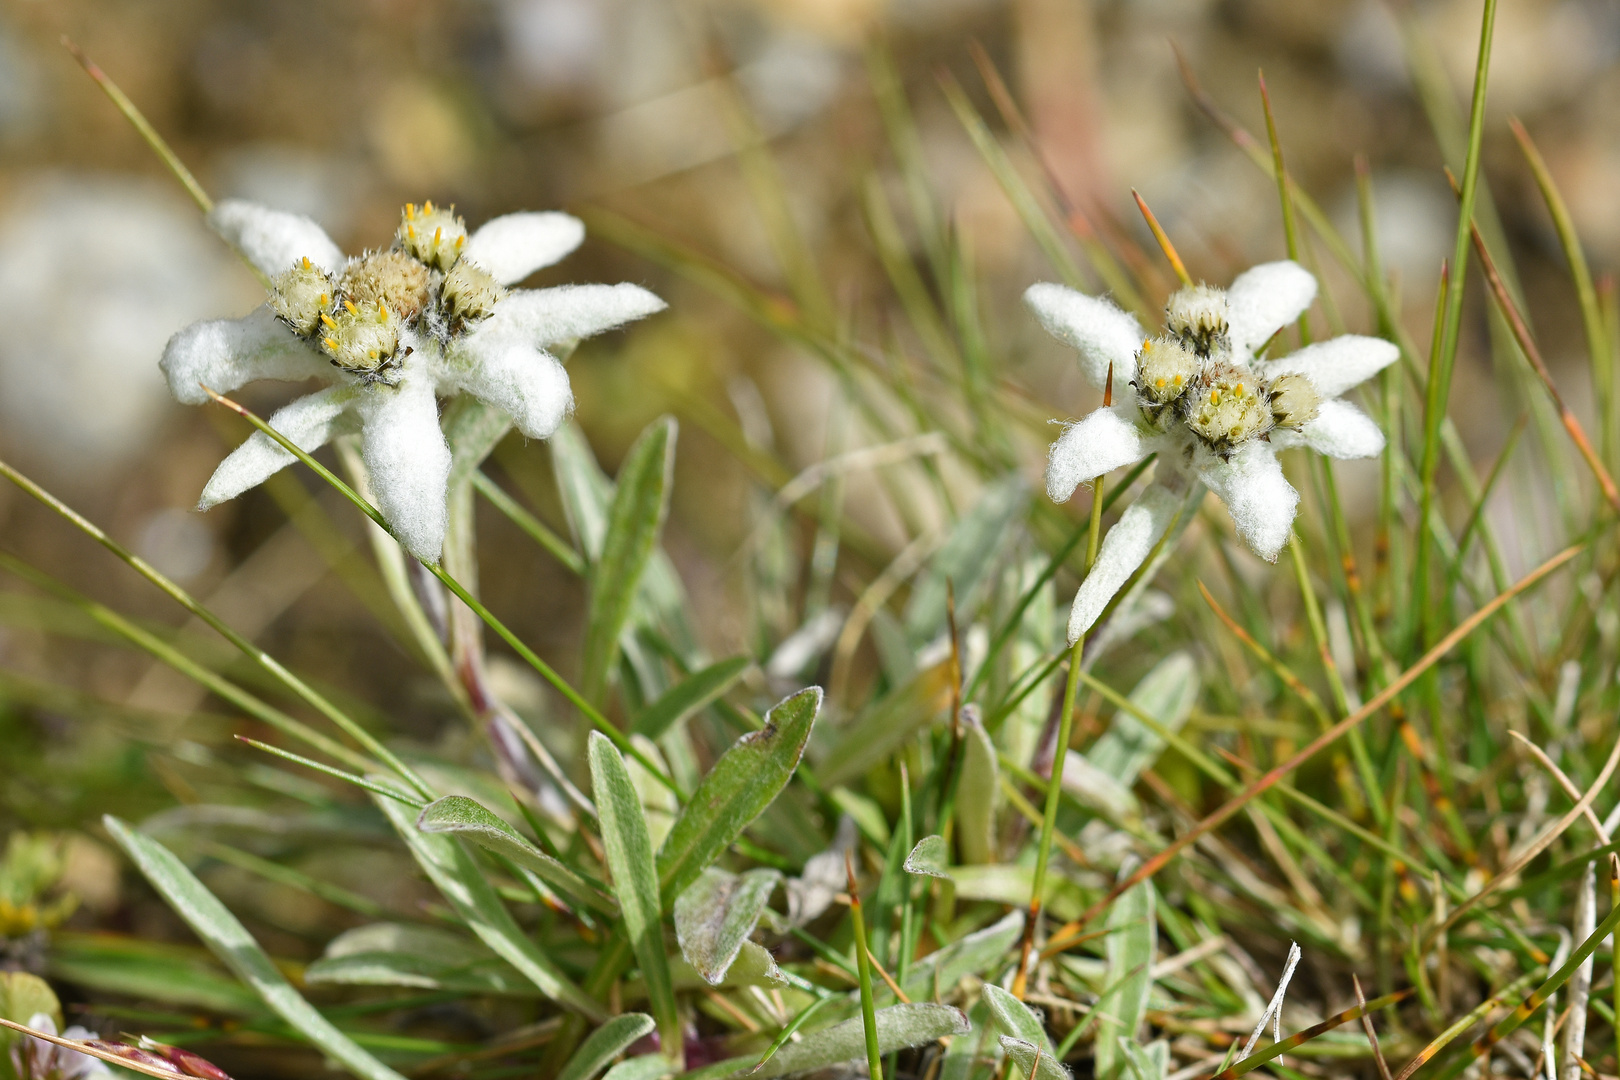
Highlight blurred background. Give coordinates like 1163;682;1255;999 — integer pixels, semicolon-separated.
0;0;1615;1024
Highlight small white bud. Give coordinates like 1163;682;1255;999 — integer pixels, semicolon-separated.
441;258;506;326
1165;283;1230;355
268;257;334;336
1182;361;1274;450
1133;335;1201;406
1268;372;1322;430
340;250;431;322
396;200;467;272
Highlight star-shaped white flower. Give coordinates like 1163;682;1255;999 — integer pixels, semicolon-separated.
1028;260;1398;643
161;200;666;562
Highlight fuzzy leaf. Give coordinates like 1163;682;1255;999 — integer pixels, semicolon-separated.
955;710;999;864
656;687;821;904
900;910;1023;1003
1094;870;1156;1080
999;1037;1072;1080
673;867;781;985
685;1003;970;1080
602;1056;673;1080
667;940;788;992
371;794;605;1020
631;656;752;740
306;922;536;996
415;795;615;915
102;817;407;1080
47;936;261;1016
581;417;676;703
904;835;951;879
940;998;996;1080
557;1015;658;1080
589;733;679;1055
1120;1039;1168;1080
983;985;1057;1059
1087;652;1199;787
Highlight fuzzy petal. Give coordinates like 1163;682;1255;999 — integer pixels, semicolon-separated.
1286;399;1386;459
1261;334;1399;399
357;376;452;563
208;199;344;278
198;386;357;509
472;283;667;349
1066;483;1183;643
462;212;586;285
1024;283;1144;388
450;339;574;439
161;307;332;405
1046;404;1150;504
1227;260;1317;361
1196;441;1298;561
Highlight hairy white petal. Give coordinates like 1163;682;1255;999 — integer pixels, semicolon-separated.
358;375;451;563
1262;334;1399;399
1227;260;1317;361
208;199;344;278
1024;283;1144;388
1046;404;1150;504
462;212;586;285
1066;483;1183;643
450;338;574;439
198;386;357;509
1196;441;1298;562
473;283;667;349
161;307;332;405
1290;399;1385;459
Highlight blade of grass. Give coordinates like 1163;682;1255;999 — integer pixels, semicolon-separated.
1207;990;1410;1079
847;852;885;1080
235;737;424;807
473;471;586;576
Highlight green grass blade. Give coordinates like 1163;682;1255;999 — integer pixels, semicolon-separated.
235;737;424;808
372;791;606;1021
583;417;677;705
473;470;586;576
589;732;680;1064
102;817;407;1080
656;687;821;904
631;657;752;740
415;795;617;916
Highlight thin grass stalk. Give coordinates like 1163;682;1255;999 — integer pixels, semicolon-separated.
1042;540;1582;951
0;457;432;798
1258;71;1309;345
846;853;884;1080
202;388;681;796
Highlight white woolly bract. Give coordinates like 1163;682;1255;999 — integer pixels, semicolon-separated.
1066;483;1183;644
1195;440;1299;562
1045;403;1150;504
1288;399;1385;459
1261;334;1399;398
199;386;358;509
463;212;586;285
209;199;344;278
1226;260;1316;361
357;375;451;563
1023;283;1143;389
472;283;668;349
447;339;573;440
161;306;331;405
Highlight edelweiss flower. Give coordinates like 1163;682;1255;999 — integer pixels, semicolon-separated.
1028;260;1398;643
161;200;666;562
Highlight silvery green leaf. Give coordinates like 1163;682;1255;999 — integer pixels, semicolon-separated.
443;396;514;493
631;656;752;741
904;835;951;879
983;984;1056;1059
998;1036;1071;1080
1120;1039;1168;1080
1086;653;1199;787
904;475;1028;643
657;687;820;905
102;817;408;1080
955;707;998;864
550;421;614;560
899;910;1023;1003
1094;868;1156;1080
940;998;997;1080
582;417;677;703
685;1004;970;1080
589;733;678;1053
557;1015;658;1080
415;795;615;915
673;867;782;985
817;663;952;787
669;940;787;991
304;952;537;996
371;793;605;1020
602;1056;673;1080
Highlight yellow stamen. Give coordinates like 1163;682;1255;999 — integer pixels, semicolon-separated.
434;226;442;246
406;203;416;220
320;313;338;329
455;234;464;249
318;293;329;306
344;299;359;315
377;302;389;321
323;337;338;350
407;224;416;240
301;256;312;270
425;200;435;213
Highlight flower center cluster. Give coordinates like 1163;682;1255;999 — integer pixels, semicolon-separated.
1131;283;1321;455
267;200;507;384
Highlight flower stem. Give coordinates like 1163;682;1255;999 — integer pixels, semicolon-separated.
847;852;884;1080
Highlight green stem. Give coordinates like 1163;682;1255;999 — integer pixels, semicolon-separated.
848;858;884;1080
